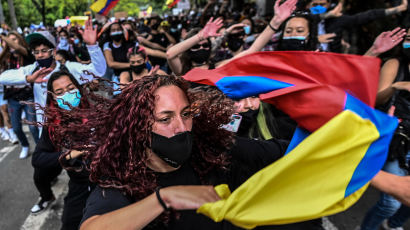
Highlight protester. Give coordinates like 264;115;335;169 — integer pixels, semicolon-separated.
31;71;94;229
358;27;410;230
0;31;37;158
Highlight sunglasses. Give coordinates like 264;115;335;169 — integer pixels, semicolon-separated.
191;43;211;50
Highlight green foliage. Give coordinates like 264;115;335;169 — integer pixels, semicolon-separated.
2;0;177;28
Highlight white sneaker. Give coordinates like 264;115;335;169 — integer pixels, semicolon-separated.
0;130;10;141
382;219;404;230
19;146;29;159
7;130;18;144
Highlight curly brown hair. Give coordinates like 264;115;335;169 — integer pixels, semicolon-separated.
78;75;236;202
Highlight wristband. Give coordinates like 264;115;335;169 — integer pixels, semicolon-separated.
155;187;170;211
268;23;279;32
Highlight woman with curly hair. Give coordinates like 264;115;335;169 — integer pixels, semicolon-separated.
31;70;95;229
71;74;287;230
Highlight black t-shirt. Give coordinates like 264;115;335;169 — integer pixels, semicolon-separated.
3;53;35;101
81;137;287;229
73;44;91;62
109;41;135;76
148;33;170;67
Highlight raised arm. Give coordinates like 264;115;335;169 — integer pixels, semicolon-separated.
230;0;297;60
166;17;223;76
0;34;29;56
365;27;406;57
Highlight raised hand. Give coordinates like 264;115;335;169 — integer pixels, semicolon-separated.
200;17;223;40
272;0;298;28
325;1;343;18
79;17;97;45
367;27;407;56
318;33;336;43
26;67;53;83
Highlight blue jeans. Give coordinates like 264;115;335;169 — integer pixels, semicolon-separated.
360;156;409;230
389;205;410;228
8;98;39;147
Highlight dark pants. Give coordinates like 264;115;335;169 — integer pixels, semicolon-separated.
8;98;39;146
33;166;62;200
61;181;94;230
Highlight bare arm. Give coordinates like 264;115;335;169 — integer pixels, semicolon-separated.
103;49;130;69
138;36;167;51
376;59;400;106
80;185;220;230
167;17;223;76
385;0;408;15
229;0;298;61
371;171;410;206
0;34;28;56
142;45;167;59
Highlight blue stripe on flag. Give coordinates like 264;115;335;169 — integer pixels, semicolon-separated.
344;94;398;197
215;76;293;99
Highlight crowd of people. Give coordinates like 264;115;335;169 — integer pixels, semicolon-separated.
0;0;409;229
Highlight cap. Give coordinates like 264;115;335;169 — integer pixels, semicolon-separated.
25;31;56;48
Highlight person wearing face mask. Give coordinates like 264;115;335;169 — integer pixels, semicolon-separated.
57;74;286;230
31;71;95;229
72;33;91;64
0;18;106;132
276;14;319;51
357;27;410;230
0;31;37;158
57;29;72;53
119;45;166;87
306;0;408;53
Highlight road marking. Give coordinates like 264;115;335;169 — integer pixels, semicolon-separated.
323;217;339;230
20;171;69;230
0;145;18;163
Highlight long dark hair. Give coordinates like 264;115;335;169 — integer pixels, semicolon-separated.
0;31;30;71
277;14;319;51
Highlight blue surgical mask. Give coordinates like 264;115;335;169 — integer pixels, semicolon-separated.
74;38;80;45
59;37;67;46
244;26;251;35
56;89;81;111
310;5;328;14
403;43;410;49
283;36;306;40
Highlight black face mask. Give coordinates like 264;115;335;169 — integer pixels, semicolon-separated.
151;131;193;168
111;35;123;42
131;63;145;74
189;49;211;64
236;109;260;136
37;56;54;68
278;39;307;51
403;48;410;60
151;22;160;30
227;35;244;52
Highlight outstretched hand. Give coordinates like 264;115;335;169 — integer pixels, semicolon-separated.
79;17;97;45
325;1;343;18
370;27;406;56
26;67;53;83
200;17;223;39
272;0;298;27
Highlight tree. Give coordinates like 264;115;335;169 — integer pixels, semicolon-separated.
0;0;5;24
7;0;18;29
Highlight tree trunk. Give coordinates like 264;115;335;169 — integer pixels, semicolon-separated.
7;0;18;29
0;0;5;24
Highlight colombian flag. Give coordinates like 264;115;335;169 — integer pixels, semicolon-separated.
166;0;180;8
183;51;398;228
90;0;119;16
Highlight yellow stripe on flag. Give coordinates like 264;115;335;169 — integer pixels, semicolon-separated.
90;0;108;13
197;110;378;229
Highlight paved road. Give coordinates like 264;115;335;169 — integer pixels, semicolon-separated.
0;127;408;230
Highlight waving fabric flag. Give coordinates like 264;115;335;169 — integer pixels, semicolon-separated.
183;51;398;229
90;0;119;16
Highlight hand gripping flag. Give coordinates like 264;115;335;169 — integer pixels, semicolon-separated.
90;0;120;16
183;51;398;229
